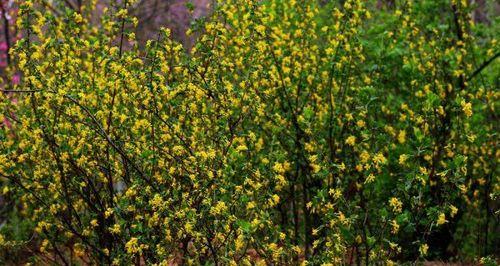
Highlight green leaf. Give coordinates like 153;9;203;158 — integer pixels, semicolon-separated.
413;127;424;142
425;92;440;109
236;220;252;233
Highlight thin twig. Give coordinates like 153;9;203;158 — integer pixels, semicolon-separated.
467;51;499;81
1;89;41;93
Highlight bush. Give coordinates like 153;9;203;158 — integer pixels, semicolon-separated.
0;0;498;264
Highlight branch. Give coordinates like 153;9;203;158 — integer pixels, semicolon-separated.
62;94;158;191
0;2;11;65
118;0;129;58
467;51;500;81
1;89;41;93
40;0;62;16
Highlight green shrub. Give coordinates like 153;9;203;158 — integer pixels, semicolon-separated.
0;0;498;264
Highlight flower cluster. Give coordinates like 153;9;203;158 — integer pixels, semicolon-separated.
0;0;498;264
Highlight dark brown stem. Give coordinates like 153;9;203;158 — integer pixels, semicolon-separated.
0;1;10;65
118;0;129;58
467;51;499;81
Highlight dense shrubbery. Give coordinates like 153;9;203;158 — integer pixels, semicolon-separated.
0;0;498;264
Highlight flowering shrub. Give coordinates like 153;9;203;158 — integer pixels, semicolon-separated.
0;0;498;264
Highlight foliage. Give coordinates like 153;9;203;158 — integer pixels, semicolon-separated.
0;0;498;264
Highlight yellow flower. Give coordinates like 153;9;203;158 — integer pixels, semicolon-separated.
461;100;472;117
90;219;99;227
310;162;321;173
235;234;245;251
345;135;356;146
273;162;285;174
74;243;85;257
210;201;228;215
110;224;121;234
269;194;280;207
373;153;387;165
364;173;375;184
255;25;266;35
390;219;400;234
104;208;114;218
125;237;139;254
150;194;163;209
437;213;447;225
397;130;406;144
360;150;370;163
398;154;408;165
419;243;429;256
247;201;256;210
389;197;403;213
450;205;458;217
236;144;248;152
356;120;365;128
40;239;49;252
74;14;83;23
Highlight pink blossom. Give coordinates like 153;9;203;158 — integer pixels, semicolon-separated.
12;73;20;85
0;42;7;51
